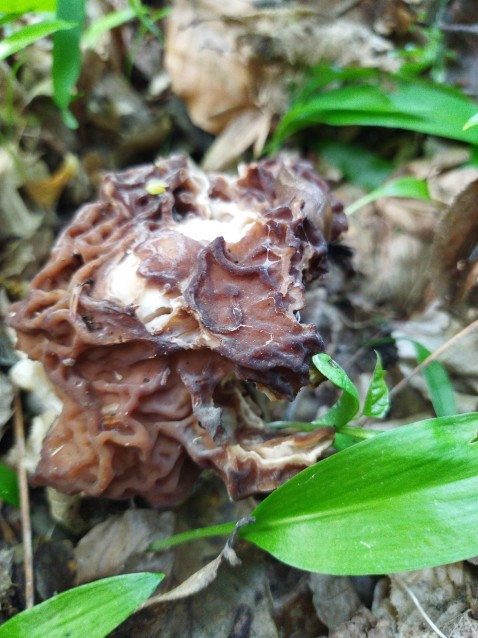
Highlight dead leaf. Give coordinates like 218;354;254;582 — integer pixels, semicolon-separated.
165;0;398;168
431;178;478;306
111;546;278;638
374;564;477;638
308;573;362;631
34;540;76;602
24;154;79;209
75;509;175;584
143;516;252;606
329;605;394;638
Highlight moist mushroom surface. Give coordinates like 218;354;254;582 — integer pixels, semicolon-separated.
8;155;347;505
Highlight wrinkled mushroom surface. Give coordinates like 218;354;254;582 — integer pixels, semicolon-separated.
8;155;346;505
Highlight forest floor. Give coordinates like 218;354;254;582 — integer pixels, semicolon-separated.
1;1;478;636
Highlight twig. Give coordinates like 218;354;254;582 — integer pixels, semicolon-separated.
396;577;447;638
13;390;34;609
389;318;478;399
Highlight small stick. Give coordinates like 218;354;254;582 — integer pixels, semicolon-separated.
389;318;478;399
13;391;34;609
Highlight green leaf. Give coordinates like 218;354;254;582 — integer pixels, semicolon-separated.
0;463;19;507
273;69;478;148
332;431;361;451
0;0;56;12
316;140;394;190
346;176;430;215
0;572;163;638
82;7;136;48
362;352;390;418
52;0;85;127
463;112;478;131
411;340;457;417
312;353;360;427
241;413;478;575
0;19;73;61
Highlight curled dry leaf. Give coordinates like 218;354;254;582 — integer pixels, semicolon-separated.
7;155;346;506
431;178;478;307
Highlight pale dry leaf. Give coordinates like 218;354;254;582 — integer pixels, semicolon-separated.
112;546;278;638
143;516;252;606
308;573;362;631
75;509;175;584
374;564;476;638
329;605;394;638
165;0;398;168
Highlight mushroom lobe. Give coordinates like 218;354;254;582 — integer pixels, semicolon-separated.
8;155;346;505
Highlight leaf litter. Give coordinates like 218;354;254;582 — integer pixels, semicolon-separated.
1;0;478;636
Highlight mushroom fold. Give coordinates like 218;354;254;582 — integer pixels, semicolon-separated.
8;155;347;505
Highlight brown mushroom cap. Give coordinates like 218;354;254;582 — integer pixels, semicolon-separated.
8;155;347;505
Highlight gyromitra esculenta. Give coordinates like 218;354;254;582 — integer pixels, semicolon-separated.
8;155;347;505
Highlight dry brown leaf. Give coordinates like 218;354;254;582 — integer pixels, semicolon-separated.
111;546;278;638
308;573;362;631
23;154;79;209
165;0;398;168
75;509;175;584
431;178;478;306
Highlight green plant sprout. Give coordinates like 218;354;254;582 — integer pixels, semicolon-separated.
0;572;164;638
151;354;478;576
0;0;167;129
270;64;478;152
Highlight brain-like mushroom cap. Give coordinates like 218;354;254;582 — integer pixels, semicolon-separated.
8;155;347;505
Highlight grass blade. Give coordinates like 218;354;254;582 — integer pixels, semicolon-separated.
0;19;73;61
273;69;478;148
52;0;85;127
242;413;478;574
0;0;57;12
346;176;430;215
411;340;457;417
82;7;136;48
0;572;163;638
0;463;19;507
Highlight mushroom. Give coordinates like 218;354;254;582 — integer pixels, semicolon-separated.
7;155;347;505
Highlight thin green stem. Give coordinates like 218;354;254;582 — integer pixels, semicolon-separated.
149;521;236;552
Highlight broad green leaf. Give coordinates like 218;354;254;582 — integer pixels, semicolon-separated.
52;0;85;127
346;176;430;215
0;19;73;61
411;340;457;417
0;0;56;12
0;463;19;507
317;140;394;190
82;7;135;48
0;572;163;638
312;354;360;427
464;112;478;131
241;413;478;575
361;352;390;418
273;70;478;148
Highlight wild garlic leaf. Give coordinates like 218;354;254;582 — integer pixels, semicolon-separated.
0;572;163;638
242;413;478;575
